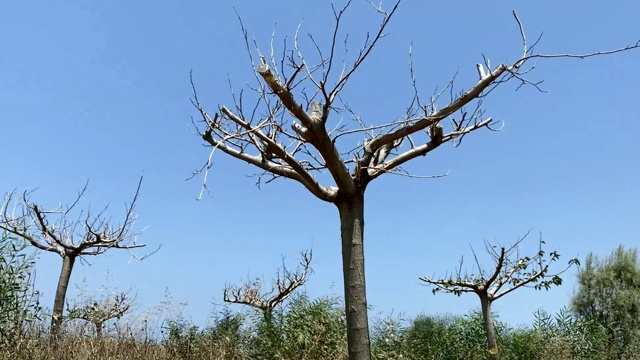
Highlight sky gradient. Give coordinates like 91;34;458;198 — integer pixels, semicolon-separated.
1;0;639;329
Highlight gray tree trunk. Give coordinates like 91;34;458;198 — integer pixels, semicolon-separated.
480;295;499;360
51;254;76;341
337;191;371;360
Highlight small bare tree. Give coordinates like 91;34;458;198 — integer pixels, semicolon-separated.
189;1;639;358
223;250;313;359
223;250;313;322
0;178;154;341
66;289;135;338
419;231;580;360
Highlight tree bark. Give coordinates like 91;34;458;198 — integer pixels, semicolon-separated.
480;295;499;360
336;191;371;360
51;254;76;341
95;321;103;338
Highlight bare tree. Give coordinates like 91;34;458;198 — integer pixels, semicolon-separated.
419;231;580;359
0;178;154;341
223;250;313;358
188;1;640;358
66;289;136;338
223;250;313;322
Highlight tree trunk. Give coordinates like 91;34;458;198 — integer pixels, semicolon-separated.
336;191;371;360
51;254;76;342
480;295;499;360
95;321;103;338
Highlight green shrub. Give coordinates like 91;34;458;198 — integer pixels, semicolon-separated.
0;231;42;354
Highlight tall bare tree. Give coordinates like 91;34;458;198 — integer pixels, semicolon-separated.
188;1;640;358
420;231;580;359
0;178;153;341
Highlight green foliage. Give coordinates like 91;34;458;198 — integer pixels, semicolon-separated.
571;245;640;358
4;237;640;359
528;307;610;359
282;294;346;358
370;307;631;360
207;307;248;356
249;293;347;360
0;231;42;352
163;305;250;360
3;293;640;359
500;308;608;359
450;310;498;355
163;320;202;359
371;309;505;359
402;314;453;358
162;293;347;360
370;313;408;359
247;308;284;360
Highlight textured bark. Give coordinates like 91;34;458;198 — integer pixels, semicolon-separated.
480;295;499;360
337;191;371;360
51;254;76;341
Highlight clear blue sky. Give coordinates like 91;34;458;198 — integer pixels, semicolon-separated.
1;1;639;329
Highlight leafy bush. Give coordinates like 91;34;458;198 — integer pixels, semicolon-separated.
280;294;347;359
247;293;347;360
402;314;453;359
163;307;250;360
571;245;640;358
0;231;42;353
4;293;640;359
162;294;347;360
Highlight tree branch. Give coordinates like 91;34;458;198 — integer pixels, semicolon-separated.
420;231;580;302
201;109;338;202
361;65;507;169
223;250;313;313
257;64;355;193
191;3;640;199
0;178;152;259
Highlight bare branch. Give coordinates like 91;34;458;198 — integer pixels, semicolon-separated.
192;3;640;198
361;65;508;170
186;6;638;359
0;177;151;259
328;0;401;102
366;117;493;181
190;71;339;202
419;231;580;302
223;250;313;314
67;290;135;324
256;64;355;192
66;288;137;337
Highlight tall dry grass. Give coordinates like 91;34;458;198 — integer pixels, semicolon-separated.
3;305;638;360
